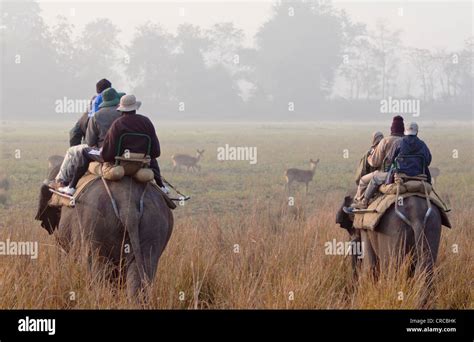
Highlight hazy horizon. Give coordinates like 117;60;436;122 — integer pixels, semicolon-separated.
37;0;472;50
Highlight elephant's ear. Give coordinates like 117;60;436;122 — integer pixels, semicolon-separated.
336;195;354;229
35;184;61;234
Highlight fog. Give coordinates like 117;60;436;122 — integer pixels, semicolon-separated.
1;0;472;121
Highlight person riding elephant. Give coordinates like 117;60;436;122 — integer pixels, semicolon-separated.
393;122;432;183
101;94;167;191
85;88;125;148
354;131;384;185
345;115;405;212
69;78;111;147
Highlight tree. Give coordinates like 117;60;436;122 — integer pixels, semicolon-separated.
172;24;242;118
126;22;174;113
372;21;401;99
50;15;78;99
0;0;60;118
252;0;346;117
409;48;437;101
75;18;122;96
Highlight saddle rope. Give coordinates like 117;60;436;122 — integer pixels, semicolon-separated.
394;179;433;232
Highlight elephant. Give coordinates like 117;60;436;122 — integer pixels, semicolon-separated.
336;193;450;306
35;156;174;299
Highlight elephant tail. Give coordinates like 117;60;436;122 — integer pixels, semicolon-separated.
121;203;148;287
409;209;434;272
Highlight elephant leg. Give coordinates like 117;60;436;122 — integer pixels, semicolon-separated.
350;231;362;281
360;230;377;278
126;258;148;303
288;181;292;194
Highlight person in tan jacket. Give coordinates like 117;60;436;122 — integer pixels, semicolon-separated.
354;131;384;185
345;115;405;212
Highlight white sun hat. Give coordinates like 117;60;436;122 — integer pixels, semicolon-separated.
117;94;142;112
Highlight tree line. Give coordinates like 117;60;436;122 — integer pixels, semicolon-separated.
1;0;472;120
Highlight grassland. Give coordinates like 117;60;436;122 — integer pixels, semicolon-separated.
0;120;472;309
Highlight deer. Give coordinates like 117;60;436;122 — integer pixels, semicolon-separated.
285;158;319;194
172;149;205;172
429;167;440;185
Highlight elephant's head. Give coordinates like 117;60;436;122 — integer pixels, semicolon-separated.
35;155;63;234
336;195;356;236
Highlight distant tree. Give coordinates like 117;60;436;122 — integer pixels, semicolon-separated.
172;24;242;117
339;35;381;100
456;37;473;100
126;22;174;113
433;49;454;100
173;24;211;115
409;48;437;102
371;21;402;99
252;0;346;116
0;0;60;118
206;23;246;109
75;18;122;96
50;15;78;98
205;22;244;71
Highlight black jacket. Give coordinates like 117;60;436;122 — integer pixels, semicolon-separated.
394;135;432;183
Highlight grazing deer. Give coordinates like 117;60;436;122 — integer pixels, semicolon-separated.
285;158;319;194
172;149;205;172
429;167;440;184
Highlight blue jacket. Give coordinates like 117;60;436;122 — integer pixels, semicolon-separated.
88;94;103;117
394;135;432;183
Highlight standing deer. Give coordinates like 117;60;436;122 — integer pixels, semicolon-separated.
285;158;319;194
429;167;440;184
172;149;205;172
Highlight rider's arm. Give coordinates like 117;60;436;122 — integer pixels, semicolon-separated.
367;138;386;168
85;117;99;147
69;120;83;147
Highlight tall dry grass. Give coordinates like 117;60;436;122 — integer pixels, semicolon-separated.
0;121;472;309
0;192;471;309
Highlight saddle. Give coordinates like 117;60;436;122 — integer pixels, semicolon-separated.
48;152;176;210
353;174;451;230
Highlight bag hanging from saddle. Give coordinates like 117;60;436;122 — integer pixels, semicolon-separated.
88;152;154;183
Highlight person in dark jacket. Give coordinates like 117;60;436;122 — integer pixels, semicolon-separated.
394;122;432;183
63;95;167;195
69;78;111;146
100;95;160;163
85;88;124;148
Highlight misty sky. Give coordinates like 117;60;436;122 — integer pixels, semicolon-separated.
38;0;472;50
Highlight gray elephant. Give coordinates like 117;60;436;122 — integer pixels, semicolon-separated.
336;194;450;306
36;156;173;299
